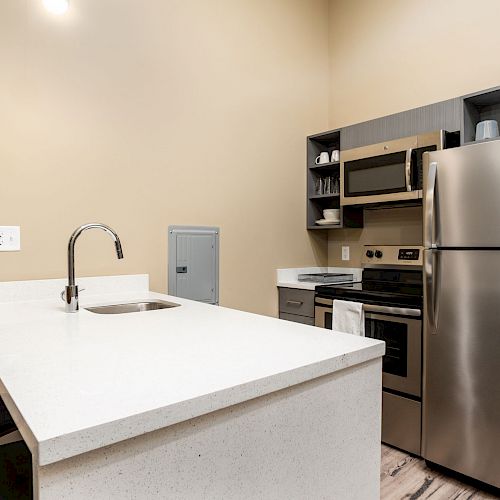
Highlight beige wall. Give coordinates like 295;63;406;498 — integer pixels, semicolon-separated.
328;0;500;128
0;0;330;316
327;0;500;265
328;207;422;266
4;0;500;314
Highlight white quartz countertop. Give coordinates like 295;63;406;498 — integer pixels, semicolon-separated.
0;276;383;466
277;266;362;290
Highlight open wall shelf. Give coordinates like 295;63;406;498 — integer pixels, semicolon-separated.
308;193;340;200
306;128;363;230
462;87;500;145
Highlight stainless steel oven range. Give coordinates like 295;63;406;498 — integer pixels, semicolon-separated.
315;245;423;455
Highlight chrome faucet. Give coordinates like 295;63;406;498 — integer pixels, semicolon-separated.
62;223;124;313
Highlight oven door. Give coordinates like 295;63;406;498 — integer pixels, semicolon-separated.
364;309;422;398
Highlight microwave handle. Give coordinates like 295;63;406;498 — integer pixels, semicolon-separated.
405;148;413;191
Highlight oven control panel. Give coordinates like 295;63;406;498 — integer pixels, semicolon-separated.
362;245;423;266
398;248;420;261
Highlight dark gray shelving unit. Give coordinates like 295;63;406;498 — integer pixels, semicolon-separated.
306;129;363;230
462;86;500;145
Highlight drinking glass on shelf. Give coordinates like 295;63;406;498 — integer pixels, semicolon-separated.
315;178;323;195
333;177;339;194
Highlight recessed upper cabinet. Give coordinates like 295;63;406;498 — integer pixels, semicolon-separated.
462;87;500;145
340;98;462;151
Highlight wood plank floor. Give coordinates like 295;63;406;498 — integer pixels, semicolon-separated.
381;444;500;500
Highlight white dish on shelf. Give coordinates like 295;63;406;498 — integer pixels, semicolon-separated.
315;218;341;226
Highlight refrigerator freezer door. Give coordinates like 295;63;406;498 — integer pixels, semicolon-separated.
424;140;500;248
423;249;500;488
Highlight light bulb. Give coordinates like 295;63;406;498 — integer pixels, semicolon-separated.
43;0;69;15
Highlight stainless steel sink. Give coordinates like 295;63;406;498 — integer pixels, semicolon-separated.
85;300;180;314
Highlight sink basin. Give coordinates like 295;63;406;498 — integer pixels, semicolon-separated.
85;300;180;314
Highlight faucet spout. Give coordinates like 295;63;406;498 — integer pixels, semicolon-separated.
64;223;124;313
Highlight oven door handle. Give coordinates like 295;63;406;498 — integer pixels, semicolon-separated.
363;304;421;317
405;148;413;192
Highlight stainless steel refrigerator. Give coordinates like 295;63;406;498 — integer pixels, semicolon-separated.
423;140;500;488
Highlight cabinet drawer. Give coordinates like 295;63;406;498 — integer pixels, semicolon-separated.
382;392;421;456
278;288;314;318
279;312;314;326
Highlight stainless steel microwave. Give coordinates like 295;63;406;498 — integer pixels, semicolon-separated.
340;131;447;206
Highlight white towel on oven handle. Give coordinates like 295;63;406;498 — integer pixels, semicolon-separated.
332;299;365;336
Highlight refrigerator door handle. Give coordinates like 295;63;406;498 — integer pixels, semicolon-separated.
425;161;437;248
425;249;440;334
405;148;413;191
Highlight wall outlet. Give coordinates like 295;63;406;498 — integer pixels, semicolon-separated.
341;246;349;261
0;226;21;251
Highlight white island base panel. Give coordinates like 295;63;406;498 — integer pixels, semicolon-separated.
36;359;382;500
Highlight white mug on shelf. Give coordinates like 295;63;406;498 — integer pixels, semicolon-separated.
315;152;330;165
331;150;340;162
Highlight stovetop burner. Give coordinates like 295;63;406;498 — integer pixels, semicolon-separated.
315;268;423;308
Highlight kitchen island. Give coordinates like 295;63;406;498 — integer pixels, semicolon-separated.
0;275;384;499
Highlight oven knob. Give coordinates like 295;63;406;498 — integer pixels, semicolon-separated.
365;250;374;258
375;250;383;259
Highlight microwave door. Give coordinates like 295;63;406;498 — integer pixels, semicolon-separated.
341;150;422;206
341;136;421;206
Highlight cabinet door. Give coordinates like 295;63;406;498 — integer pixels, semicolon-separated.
168;226;219;304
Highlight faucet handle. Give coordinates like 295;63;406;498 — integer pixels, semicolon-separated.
60;287;85;302
61;285;83;312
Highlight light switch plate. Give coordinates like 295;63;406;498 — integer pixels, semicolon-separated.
341;246;349;261
0;226;21;251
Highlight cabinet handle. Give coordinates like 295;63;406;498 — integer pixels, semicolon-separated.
286;300;303;306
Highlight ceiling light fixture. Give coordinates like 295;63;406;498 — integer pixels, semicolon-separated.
43;0;69;15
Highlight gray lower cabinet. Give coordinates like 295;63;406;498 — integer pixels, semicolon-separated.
278;287;315;325
279;312;314;326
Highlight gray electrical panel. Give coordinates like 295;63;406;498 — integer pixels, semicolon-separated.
168;226;219;305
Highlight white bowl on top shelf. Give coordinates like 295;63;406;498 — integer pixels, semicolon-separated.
323;208;340;220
